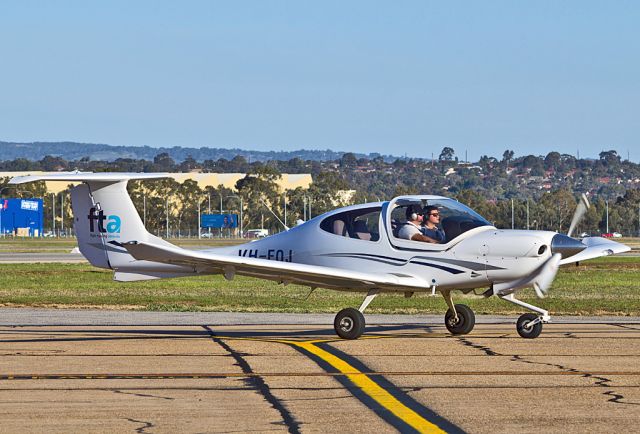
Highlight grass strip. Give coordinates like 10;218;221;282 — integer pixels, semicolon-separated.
0;257;639;315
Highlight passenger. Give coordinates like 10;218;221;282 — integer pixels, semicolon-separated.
398;205;436;243
422;205;446;243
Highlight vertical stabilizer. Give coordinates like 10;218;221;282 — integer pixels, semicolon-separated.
77;180;175;269
10;172;176;271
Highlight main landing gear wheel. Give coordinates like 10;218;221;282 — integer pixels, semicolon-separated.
517;313;543;339
334;308;365;340
444;304;475;335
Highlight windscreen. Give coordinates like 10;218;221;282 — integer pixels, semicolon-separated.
425;198;492;242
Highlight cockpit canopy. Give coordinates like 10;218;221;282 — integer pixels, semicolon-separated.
390;197;492;244
317;196;493;246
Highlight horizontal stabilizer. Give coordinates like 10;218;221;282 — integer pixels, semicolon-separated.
9;172;169;185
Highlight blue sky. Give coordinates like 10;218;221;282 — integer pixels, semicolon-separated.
0;1;638;160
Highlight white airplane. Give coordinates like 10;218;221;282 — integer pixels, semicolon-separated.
10;172;630;339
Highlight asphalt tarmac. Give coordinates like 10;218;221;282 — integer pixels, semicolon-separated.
0;311;639;433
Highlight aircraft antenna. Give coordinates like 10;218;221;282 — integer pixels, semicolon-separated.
259;197;289;231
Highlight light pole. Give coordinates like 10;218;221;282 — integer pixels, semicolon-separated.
60;192;64;235
606;200;609;234
511;198;514;229
226;195;243;238
52;193;56;236
283;192;287;228
219;194;224;238
166;197;169;239
207;193;211;236
304;195;315;219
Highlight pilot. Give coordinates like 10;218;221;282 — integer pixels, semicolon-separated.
398;205;438;243
422;205;446;243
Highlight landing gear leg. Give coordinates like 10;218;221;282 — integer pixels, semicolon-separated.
333;289;379;340
442;290;475;335
499;293;550;339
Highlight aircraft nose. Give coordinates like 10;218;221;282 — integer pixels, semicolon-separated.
550;234;587;259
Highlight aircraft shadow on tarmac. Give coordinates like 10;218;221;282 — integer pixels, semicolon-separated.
0;324;437;343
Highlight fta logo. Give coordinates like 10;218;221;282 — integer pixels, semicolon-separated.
87;207;121;234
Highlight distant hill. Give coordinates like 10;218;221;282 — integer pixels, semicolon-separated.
0;141;393;163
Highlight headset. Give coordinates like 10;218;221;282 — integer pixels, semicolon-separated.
406;205;422;221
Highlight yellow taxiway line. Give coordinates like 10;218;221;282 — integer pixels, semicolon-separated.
292;341;447;433
205;333;451;432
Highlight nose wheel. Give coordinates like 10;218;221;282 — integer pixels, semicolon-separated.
516;313;543;339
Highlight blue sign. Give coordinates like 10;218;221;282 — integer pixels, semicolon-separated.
201;214;238;229
0;198;44;236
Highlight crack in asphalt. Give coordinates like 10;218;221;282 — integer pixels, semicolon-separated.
457;337;499;356
510;355;639;405
202;326;302;434
458;337;640;406
282;394;353;402
126;418;154;433
114;390;174;401
528;360;639;407
613;324;640;331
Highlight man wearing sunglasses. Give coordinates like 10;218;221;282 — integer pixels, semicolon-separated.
421;205;446;243
398;204;440;243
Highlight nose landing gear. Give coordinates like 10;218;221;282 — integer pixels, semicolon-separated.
500;293;550;339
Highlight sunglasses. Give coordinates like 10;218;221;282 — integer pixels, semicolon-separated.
429;213;440;217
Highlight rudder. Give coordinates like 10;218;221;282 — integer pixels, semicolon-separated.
72;180;172;269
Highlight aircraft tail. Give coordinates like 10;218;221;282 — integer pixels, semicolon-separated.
9;172;185;275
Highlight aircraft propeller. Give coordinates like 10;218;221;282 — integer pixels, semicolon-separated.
567;193;590;238
531;253;561;298
536;193;590;298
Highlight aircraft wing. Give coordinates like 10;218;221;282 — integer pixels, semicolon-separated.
122;241;430;292
559;237;631;265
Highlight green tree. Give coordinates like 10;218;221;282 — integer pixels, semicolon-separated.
439;147;455;161
236;164;283;233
